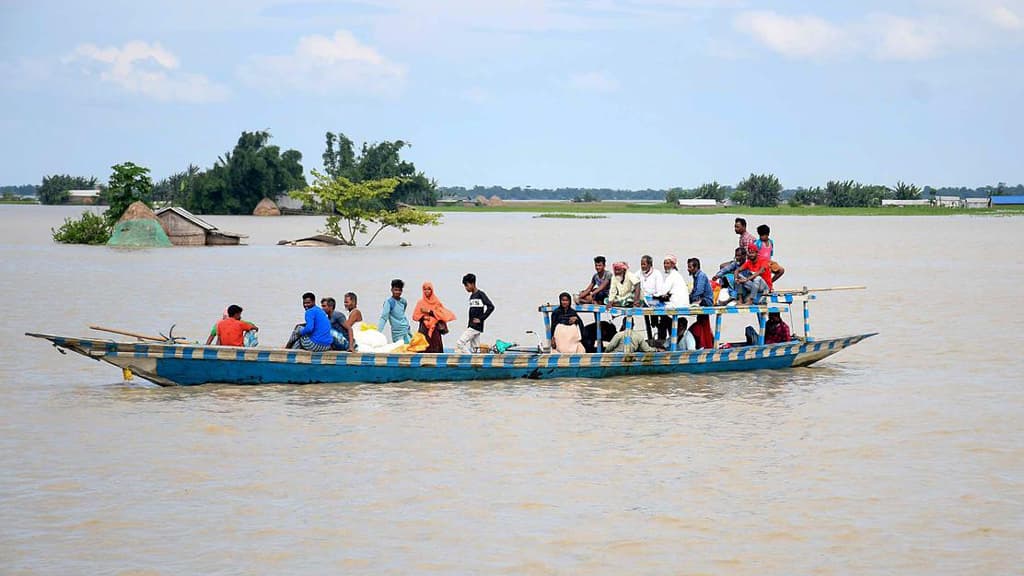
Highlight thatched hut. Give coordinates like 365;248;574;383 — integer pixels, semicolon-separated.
107;202;173;248
474;195;489;206
253;197;281;216
155;207;247;246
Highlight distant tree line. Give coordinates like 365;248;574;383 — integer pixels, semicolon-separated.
0;184;39;197
441;179;1023;207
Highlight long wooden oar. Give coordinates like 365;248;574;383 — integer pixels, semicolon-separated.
89;325;171;342
775;285;866;295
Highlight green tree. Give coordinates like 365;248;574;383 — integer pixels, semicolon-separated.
322;132;437;206
38;174;98;205
102;162;153;223
153;164;200;206
290;170;442;246
736;173;782;207
187;131;306;214
695;181;725;201
893;181;922;200
791;186;824;206
729;189;749;205
51;211;111;244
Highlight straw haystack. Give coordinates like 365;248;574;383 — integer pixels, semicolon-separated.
107;201;172;247
253;197;281;216
474;195;489;206
488;195;503;206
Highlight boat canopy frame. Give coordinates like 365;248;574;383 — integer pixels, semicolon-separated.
538;293;817;352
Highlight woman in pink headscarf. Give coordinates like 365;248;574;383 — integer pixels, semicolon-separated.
412;282;457;353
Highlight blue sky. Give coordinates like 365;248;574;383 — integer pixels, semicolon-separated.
1;0;1022;189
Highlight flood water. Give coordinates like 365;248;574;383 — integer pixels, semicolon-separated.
1;205;1021;574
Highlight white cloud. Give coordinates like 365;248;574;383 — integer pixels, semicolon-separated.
870;15;943;61
569;70;620;93
238;30;405;95
66;41;228;103
734;11;850;59
986;4;1024;29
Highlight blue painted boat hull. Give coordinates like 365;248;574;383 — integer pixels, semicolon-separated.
26;333;876;386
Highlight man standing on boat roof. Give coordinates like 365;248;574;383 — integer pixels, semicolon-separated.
377;279;412;344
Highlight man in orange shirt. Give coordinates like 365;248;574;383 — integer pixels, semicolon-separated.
734;246;772;304
215;305;258;347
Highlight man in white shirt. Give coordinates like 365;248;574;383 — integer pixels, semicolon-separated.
637;254;665;341
638;255;665;306
659;254;691;343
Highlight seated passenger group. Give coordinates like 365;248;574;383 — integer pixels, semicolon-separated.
550;217;789;352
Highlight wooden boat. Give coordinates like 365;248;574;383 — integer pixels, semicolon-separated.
25;293;874;387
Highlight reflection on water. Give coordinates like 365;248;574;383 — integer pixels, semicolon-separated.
2;206;1023;574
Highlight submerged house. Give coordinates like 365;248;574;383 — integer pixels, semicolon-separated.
68;189;101;205
155;207;247;246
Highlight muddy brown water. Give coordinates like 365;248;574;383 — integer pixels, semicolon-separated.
1;205;1021;574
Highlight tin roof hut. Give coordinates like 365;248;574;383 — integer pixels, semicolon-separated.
107;202;173;248
253;197;281;216
155;207;247;246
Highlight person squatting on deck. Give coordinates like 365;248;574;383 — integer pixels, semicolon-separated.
377;279;412;344
286;292;333;351
412;282;457;353
455;273;495;353
746;312;793;345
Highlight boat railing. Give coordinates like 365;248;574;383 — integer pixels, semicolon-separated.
538;293;817;351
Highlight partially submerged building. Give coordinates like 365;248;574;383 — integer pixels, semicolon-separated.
68;189;101;205
155;207;247;246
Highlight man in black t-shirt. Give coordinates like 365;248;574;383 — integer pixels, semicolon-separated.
455;273;495;353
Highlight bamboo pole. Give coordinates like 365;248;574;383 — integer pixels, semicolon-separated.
89;325;169;342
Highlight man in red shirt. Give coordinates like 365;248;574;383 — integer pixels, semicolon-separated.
215;305;258;347
734;246;772;304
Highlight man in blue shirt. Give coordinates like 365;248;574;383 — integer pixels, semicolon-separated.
285;292;333;351
377;279;412;344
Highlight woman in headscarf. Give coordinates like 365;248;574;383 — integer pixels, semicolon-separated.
549;292;580;329
412;282;457;353
550;292;585;353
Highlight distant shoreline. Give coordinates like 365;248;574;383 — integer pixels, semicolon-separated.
430;201;1024;216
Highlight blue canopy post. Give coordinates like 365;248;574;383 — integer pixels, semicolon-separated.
622;315;633;349
543;310;553;342
668;310;679;352
803;299;813;342
595;309;603;352
713;310;723;348
756;311;767;345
